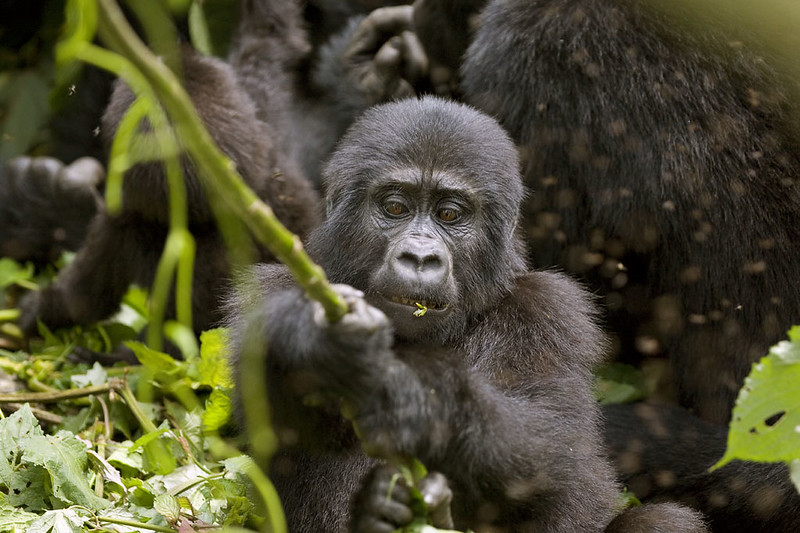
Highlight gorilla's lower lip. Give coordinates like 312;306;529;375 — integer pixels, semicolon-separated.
387;295;448;310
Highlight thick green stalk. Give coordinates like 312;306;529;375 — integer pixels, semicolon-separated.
95;0;348;323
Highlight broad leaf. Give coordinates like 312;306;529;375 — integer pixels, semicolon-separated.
714;328;800;472
22;431;110;510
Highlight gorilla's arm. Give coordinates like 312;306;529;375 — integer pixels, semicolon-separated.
18;214;149;335
230;0;428;187
232;267;621;531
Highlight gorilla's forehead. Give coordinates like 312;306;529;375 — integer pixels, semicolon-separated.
375;167;481;196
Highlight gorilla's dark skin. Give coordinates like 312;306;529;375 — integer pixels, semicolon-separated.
412;1;800;529
228;97;707;533
18;49;321;338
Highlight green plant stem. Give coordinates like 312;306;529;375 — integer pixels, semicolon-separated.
0;380;121;403
94;0;348;324
208;437;284;533
117;381;159;434
96;515;174;532
0;309;20;322
0;403;63;425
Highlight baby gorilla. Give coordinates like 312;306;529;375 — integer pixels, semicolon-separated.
229;97;708;532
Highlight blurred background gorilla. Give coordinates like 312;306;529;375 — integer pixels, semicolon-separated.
228;96;707;533
15;48;321;343
4;0;424;348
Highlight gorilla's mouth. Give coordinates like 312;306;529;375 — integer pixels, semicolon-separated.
387;295;448;311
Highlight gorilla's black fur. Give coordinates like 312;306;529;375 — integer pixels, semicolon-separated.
228;96;707;533
17;49;321;338
412;1;800;529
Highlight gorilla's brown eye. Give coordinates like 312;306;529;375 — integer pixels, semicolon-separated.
385;201;407;217
438;208;459;222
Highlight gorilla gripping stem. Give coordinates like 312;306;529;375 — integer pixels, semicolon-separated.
92;0;349;325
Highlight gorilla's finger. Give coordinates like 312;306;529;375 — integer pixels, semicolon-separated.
352;517;396;533
373;36;404;76
430;64;456;96
398;30;428;83
349;6;411;54
28;157;65;192
418;472;454;529
63;157;105;188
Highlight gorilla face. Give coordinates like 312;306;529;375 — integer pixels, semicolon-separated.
364;166;474;339
308;96;527;343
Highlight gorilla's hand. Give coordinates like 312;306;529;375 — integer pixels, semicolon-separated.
17;284;70;337
343;6;429;104
0;156;103;264
351;464;454;533
312;284;392;354
296;284;394;404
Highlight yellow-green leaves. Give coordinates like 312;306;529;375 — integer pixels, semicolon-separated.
713;326;800;493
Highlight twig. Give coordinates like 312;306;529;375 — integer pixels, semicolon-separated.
0;402;63;425
94;0;348;323
0;379;123;404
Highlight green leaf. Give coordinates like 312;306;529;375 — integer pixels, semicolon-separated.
126;341;181;374
0;502;39;530
70;361;108;388
164;320;199;361
28;509;88;533
5;466;49;510
0;404;45;487
0;258;34;290
196;328;232;388
713;333;800;470
203;387;232;432
0;69;51;162
154;493;182;523
22;431;111;510
594;363;647;405
121;285;151;319
107;440;145;478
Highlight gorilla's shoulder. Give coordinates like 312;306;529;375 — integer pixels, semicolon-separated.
511;270;602;319
482;271;610;372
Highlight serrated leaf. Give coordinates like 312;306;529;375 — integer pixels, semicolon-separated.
107;440;145;477
0;503;39;529
221;455;255;478
203;387;232;432
0;404;45;487
714;340;800;470
87;449;126;491
28;509;87;533
196;328;232;388
22;431;110;510
5;465;49;510
155;493;182;523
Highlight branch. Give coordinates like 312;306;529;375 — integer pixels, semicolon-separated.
94;0;348;324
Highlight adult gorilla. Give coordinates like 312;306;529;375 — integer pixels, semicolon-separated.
228;97;707;532
410;1;800;529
